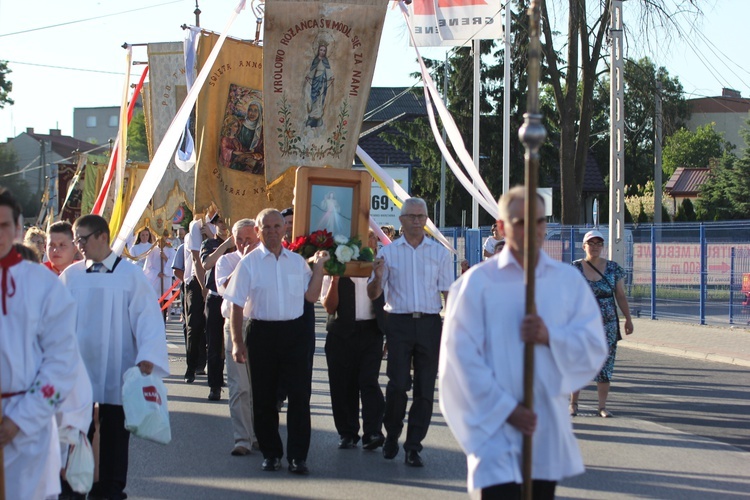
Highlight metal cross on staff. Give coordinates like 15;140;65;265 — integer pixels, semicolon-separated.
518;0;546;498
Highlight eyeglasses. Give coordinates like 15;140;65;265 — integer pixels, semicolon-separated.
74;230;101;247
509;216;547;227
400;214;427;222
586;240;604;247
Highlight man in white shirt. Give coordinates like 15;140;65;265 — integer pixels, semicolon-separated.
184;211;215;383
439;187;608;498
215;218;259;456
483;223;501;259
63;214;169;500
224;209;329;475
367;197;454;468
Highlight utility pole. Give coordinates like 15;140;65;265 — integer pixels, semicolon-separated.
471;39;480;229
654;81;663;224
502;0;511;195
439;52;448;228
608;0;625;266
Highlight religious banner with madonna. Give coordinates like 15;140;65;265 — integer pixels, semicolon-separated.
263;0;388;184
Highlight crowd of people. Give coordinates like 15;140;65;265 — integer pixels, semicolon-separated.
1;182;634;499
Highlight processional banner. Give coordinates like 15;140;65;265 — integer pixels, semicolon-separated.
144;42;193;208
408;0;503;47
262;0;388;183
194;36;276;221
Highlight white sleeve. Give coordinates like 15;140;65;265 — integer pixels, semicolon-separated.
439;274;519;456
215;255;233;293
224;259;250;307
187;221;203;252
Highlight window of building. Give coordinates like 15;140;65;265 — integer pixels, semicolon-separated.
86;116;97;128
109;115;118;127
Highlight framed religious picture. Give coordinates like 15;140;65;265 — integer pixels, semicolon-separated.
293;167;373;276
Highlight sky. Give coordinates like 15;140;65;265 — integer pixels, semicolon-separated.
0;0;747;144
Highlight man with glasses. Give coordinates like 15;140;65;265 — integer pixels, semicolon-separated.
439;187;607;498
61;214;169;500
367;197;453;468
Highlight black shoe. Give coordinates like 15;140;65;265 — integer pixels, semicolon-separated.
338;436;357;449
405;450;424;467
362;433;385;450
288;459;309;475
261;457;282;471
184;371;195;384
208;388;221;401
383;436;399;459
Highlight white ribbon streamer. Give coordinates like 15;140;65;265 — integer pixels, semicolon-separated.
112;0;247;255
174;26;202;172
356;146;457;255
398;1;499;219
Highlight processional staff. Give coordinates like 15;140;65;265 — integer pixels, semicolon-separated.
518;0;546;499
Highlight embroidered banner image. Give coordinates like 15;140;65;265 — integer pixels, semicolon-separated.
263;0;388;183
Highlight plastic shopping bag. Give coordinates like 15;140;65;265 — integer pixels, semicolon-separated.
60;428;94;494
121;366;172;444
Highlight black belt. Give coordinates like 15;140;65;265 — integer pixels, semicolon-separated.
250;316;303;326
391;312;439;319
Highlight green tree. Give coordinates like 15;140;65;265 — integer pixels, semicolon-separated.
539;0;701;223
590;57;689;194
662;123;733;178
0;61;13;108
0;144;37;216
127;111;150;162
674;198;696;222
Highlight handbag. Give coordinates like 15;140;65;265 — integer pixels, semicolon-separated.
60;429;94;494
584;260;623;342
121;366;172;444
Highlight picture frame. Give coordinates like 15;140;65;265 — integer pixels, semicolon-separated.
293;167;372;243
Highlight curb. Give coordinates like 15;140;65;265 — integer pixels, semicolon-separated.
620;341;750;368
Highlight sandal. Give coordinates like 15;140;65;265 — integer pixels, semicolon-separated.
569;403;578;417
598;408;613;418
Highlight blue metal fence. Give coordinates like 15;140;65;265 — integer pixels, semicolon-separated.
439;220;750;327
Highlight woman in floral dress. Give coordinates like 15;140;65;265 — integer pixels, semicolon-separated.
570;230;634;417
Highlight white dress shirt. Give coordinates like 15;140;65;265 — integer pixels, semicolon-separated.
223;244;312;321
216;251;249;320
321;276;375;320
439;249;608;492
372;236;453;314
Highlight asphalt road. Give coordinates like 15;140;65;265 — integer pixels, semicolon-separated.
123;312;750;499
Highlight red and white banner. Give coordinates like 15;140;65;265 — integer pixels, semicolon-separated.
631;243;750;286
408;0;503;47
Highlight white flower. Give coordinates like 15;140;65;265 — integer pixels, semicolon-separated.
335;244;355;263
349;244;360;260
334;235;349;245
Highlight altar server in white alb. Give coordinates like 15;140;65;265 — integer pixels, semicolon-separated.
439;187;608;499
0;187;82;499
61;214;170;500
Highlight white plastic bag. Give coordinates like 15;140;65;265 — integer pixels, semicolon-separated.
121;366;172;444
61;429;94;494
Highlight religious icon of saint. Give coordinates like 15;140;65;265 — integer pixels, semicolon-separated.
304;41;335;128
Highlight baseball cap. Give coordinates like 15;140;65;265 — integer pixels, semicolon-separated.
583;230;604;244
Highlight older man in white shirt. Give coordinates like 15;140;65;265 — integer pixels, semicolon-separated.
215;218;259;456
224;209;329;476
367;197;454;468
439;186;608;499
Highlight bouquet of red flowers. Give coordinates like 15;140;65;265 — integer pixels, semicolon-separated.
285;229;374;276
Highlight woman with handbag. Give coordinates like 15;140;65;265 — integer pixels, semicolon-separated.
570;230;634;418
